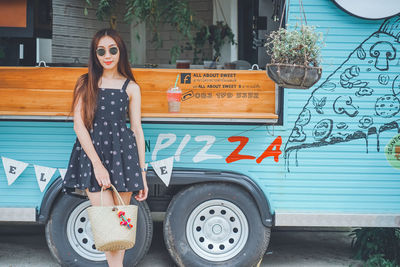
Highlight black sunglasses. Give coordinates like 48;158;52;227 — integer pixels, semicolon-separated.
96;46;119;56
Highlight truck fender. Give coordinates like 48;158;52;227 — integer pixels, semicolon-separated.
38;176;89;223
150;169;273;227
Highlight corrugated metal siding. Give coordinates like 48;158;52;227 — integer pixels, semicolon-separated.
260;0;400;213
0;121;76;208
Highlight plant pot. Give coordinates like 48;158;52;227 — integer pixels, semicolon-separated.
266;63;322;89
203;60;217;69
176;60;191;69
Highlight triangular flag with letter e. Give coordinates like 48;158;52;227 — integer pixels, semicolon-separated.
1;156;29;186
34;165;57;192
58;168;67;180
150;156;174;187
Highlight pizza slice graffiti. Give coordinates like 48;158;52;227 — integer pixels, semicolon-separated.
284;16;400;171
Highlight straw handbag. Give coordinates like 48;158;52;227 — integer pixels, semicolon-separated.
87;185;138;251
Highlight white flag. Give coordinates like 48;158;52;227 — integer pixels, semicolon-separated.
34;165;57;192
58;168;67;180
1;156;29;186
150;157;174;187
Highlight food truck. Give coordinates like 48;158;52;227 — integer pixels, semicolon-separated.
0;0;400;266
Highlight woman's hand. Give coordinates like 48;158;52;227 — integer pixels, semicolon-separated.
135;172;148;201
93;161;111;188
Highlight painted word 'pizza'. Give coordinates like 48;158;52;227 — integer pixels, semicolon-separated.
152;134;282;164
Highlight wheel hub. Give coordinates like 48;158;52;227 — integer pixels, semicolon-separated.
212;223;222;234
204;217;230;243
186;199;249;262
66;201;106;261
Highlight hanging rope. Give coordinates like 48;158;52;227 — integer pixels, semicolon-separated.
299;0;307;25
279;0;309;29
279;0;288;29
215;0;228;24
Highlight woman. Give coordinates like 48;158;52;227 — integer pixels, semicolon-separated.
63;28;148;267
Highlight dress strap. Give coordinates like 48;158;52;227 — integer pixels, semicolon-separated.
122;78;130;91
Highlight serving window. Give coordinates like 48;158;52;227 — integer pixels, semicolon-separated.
0;67;278;124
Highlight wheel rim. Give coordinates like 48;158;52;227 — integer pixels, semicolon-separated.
186;199;249;262
66;200;106;261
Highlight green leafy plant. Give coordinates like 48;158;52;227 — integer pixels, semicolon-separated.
265;24;323;67
85;0;200;63
365;254;399;267
193;21;236;64
350;228;400;265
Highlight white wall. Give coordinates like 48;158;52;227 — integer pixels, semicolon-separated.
130;19;146;65
213;0;238;64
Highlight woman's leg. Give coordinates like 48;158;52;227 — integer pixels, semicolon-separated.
86;189;126;267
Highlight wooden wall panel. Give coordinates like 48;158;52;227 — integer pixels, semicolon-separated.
0;67;277;119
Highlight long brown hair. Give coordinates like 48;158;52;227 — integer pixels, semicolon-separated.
69;28;136;130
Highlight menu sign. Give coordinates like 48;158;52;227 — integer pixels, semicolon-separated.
133;69;276;116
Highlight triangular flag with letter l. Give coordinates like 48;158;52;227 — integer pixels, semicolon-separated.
34;165;57;192
150;157;174;187
1;156;29;186
58;168;67;180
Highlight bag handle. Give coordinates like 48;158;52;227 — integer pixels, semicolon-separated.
100;184;126;206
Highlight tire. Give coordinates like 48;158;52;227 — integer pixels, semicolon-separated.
163;182;271;267
45;193;153;267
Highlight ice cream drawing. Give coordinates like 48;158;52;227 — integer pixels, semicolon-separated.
284;16;400;172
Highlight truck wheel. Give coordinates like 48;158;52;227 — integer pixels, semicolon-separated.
164;183;271;267
45;193;152;267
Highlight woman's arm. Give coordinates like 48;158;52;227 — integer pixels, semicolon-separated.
73;97;101;165
73;96;111;188
127;81;148;201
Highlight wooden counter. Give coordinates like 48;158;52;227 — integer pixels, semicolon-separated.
0;67;278;123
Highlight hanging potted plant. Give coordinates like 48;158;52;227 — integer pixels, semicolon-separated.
265;23;323;89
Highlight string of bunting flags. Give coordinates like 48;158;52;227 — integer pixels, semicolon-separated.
1;156;174;192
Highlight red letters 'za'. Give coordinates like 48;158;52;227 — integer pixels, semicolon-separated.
256;136;282;163
226;136;256;163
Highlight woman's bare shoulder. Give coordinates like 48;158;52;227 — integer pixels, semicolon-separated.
126;80;140;93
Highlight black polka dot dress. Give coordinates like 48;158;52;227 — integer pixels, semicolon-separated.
63;78;144;194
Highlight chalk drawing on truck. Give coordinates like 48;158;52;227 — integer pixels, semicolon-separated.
284;16;400;171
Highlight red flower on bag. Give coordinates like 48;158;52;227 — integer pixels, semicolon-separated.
117;210;133;229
